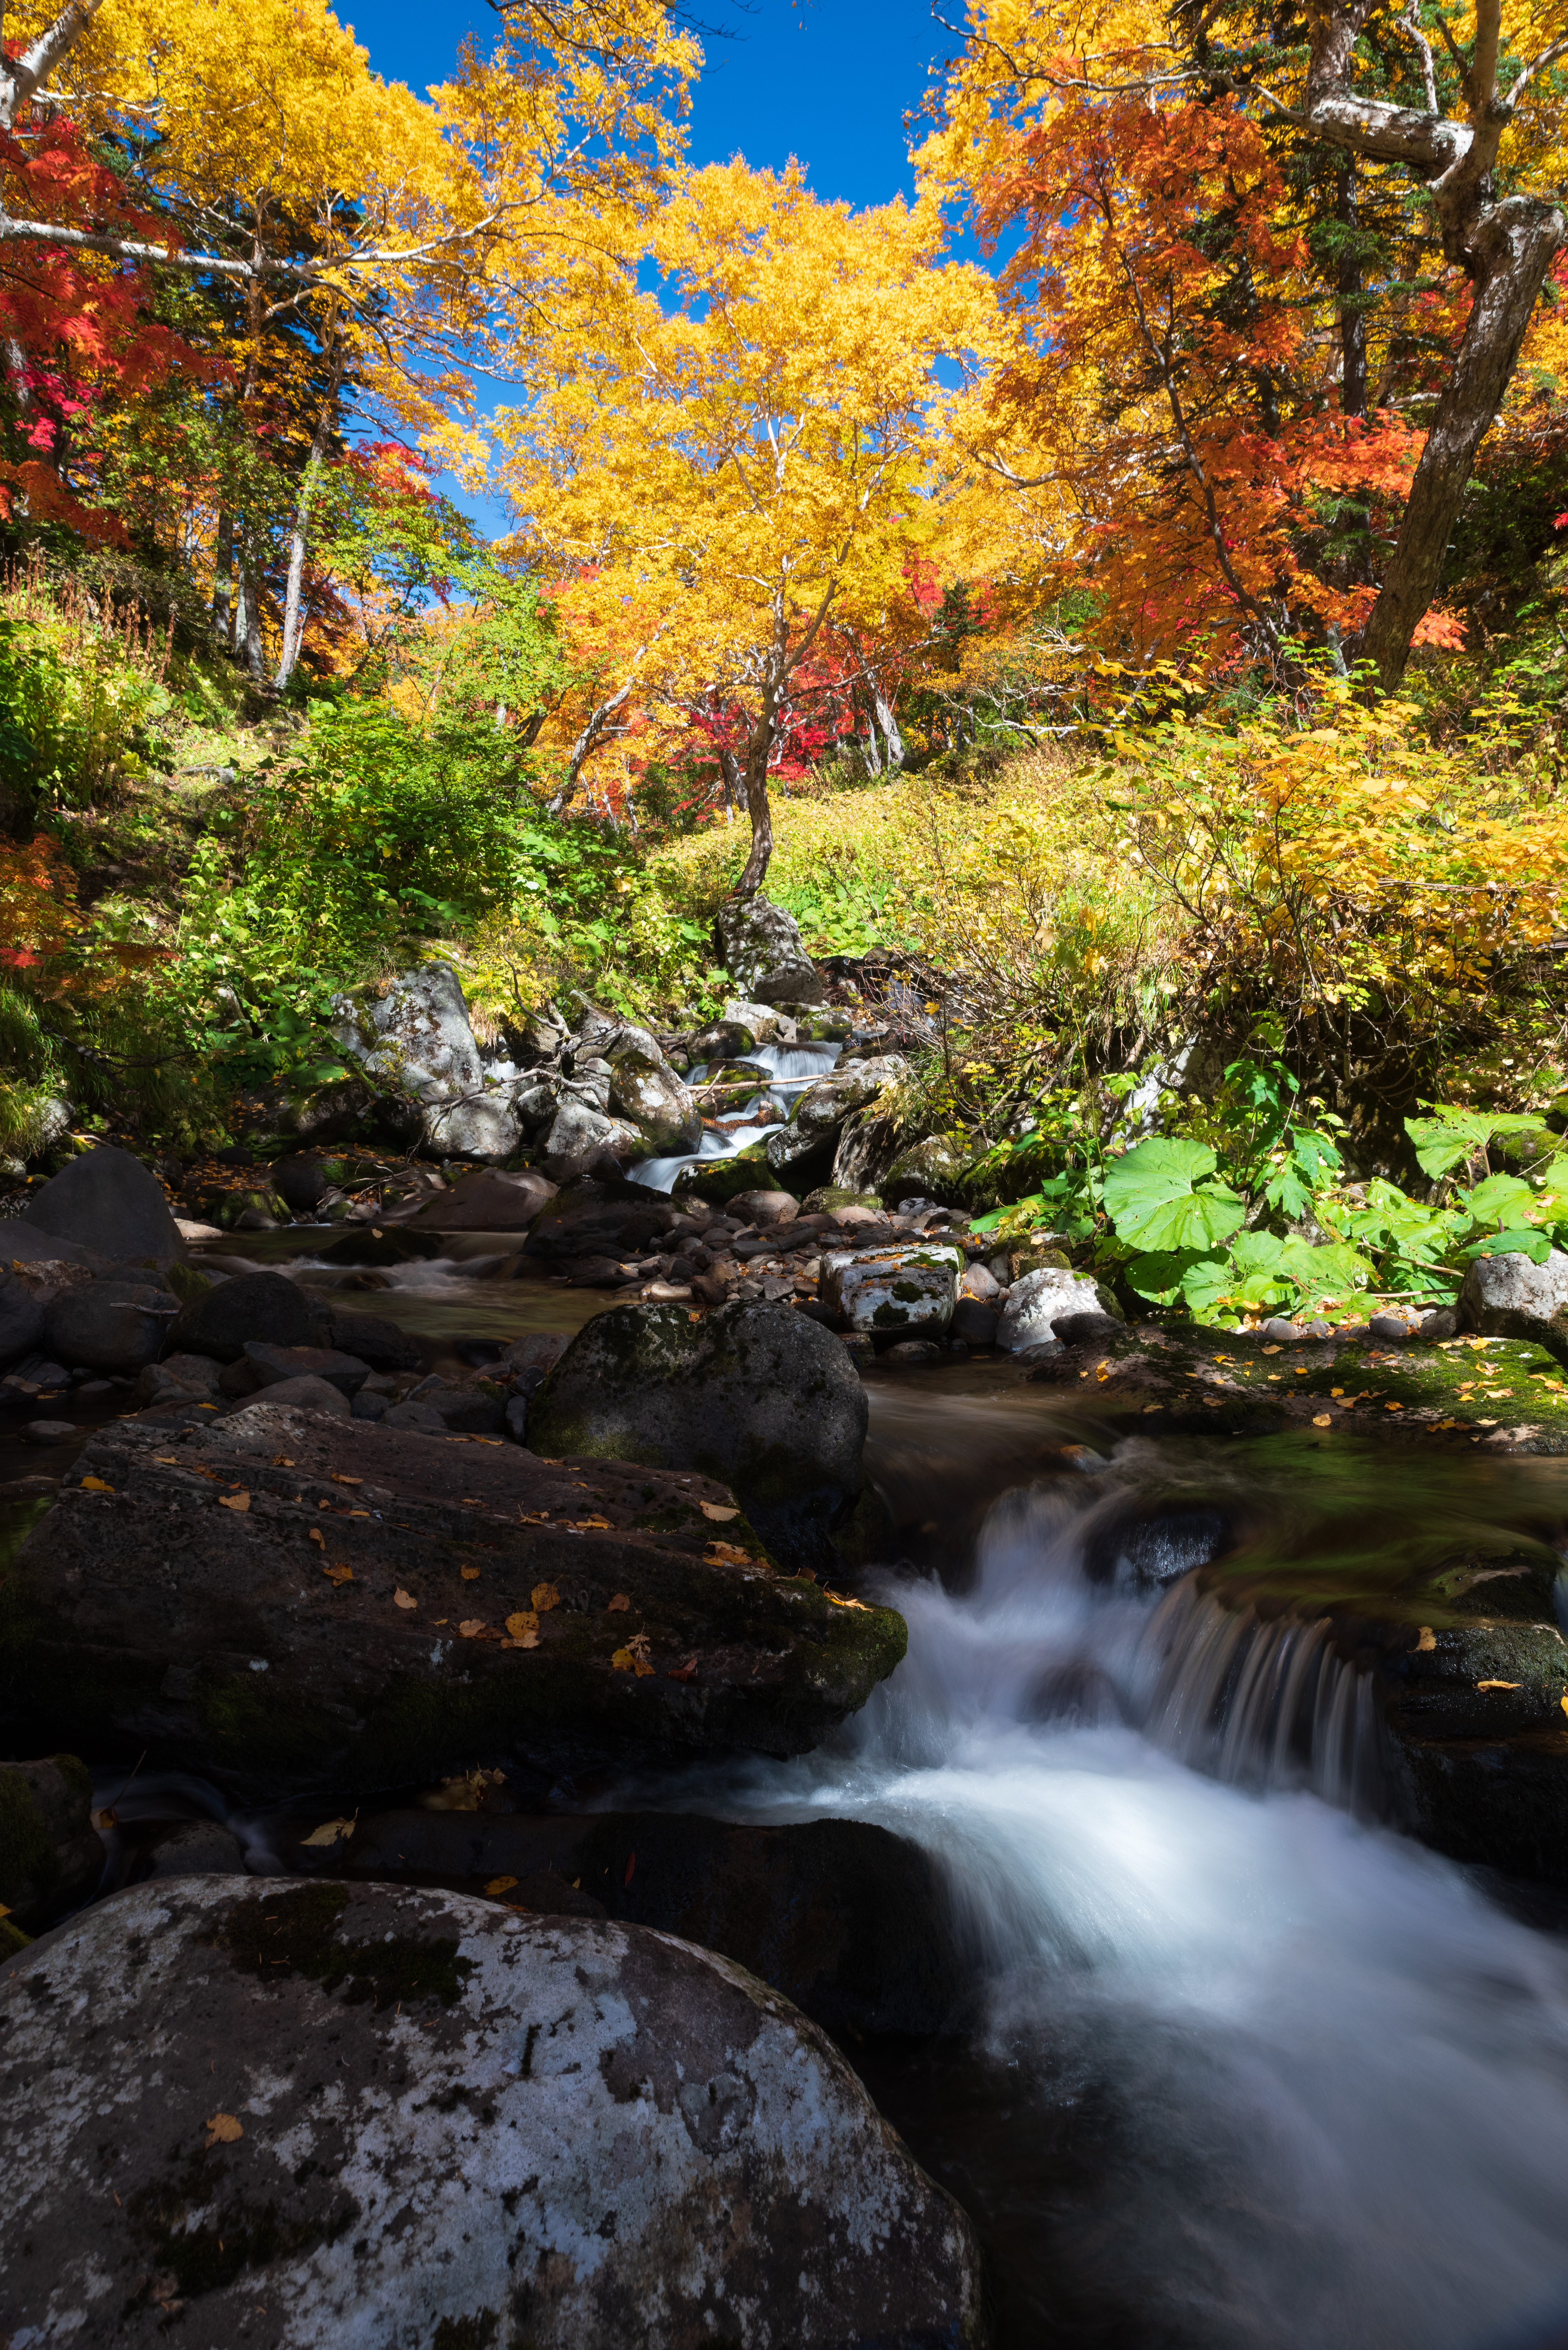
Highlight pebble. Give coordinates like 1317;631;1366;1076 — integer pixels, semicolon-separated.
22;1419;76;1444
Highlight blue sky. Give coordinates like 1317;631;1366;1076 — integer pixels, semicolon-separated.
352;0;956;211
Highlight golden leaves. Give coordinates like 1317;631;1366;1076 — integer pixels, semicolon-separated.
299;1816;355;1846
218;1491;250;1512
308;1526;325;1547
606;1592;631;1612
612;1634;655;1677
458;1619;486;1639
393;1588;418;1610
703;1541;753;1566
204;2113;243;2148
486;1876;519;1896
322;1563;353;1585
80;1476;113;1492
272;1455;295;1467
699;1501;739;1521
504;1610;540;1649
531;1582;560;1612
460;1566;481;1581
1476;1679;1523;1691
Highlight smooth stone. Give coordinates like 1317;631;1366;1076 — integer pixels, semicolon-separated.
168;1269;320;1363
820;1242;962;1337
0;1878;983;2348
726;1188;799;1226
401;1166;558;1230
883;1339;947;1365
998;1265;1123;1352
0;1753;102;1927
21;1143;185;1264
952;1298;1001;1347
141;1817;250;1878
244;1341;372;1397
43;1274;178;1374
234;1374;351;1417
22;1419;76;1443
315;1306;425;1374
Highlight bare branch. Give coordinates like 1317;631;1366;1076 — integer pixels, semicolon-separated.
1400;2;1440;113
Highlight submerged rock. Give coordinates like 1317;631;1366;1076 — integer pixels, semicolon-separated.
527;1300;870;1574
2;1407;905;1801
22;1142;186;1264
0;1877;985;2349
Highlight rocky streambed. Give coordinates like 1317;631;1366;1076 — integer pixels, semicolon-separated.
10;1138;1568;2346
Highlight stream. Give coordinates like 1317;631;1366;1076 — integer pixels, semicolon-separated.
11;1236;1568;2348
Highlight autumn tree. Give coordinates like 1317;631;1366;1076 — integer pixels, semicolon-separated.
496;161;1006;890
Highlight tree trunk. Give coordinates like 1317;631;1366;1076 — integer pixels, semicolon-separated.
274;339;344;693
212;510;233;645
1358;196;1565;690
737;724;775;894
1337;167;1368;421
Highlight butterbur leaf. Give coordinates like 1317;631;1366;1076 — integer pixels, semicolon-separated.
1464;1227;1552;1264
1101;1138;1244;1252
699;1501;740;1522
1465;1173;1537;1226
1125;1248;1217;1303
299;1816;355;1847
393;1588;417;1610
204;2112;243;2147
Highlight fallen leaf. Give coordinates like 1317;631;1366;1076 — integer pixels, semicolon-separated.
531;1582;560;1612
505;1611;539;1640
500;1632;539;1650
80;1475;114;1492
1416;1627;1437;1652
331;1474;363;1487
272;1455;295;1467
94;1807;117;1830
1478;1419;1500;1427
574;1516;612;1531
1561;1691;1568;1721
1476;1680;1523;1690
308;1527;325;1547
825;1590;870;1610
666;1659;698;1682
393;1588;418;1610
485;1875;519;1895
1261;1345;1282;1356
204;2112;243;2147
704;1541;753;1565
1311;1414;1333;1428
323;1563;353;1585
153;1455;180;1465
299;1816;356;1847
699;1501;740;1522
461;1566;481;1581
606;1593;631;1613
218;1492;251;1513
458;1619;486;1638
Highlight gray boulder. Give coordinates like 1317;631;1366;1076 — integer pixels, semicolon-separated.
335;962;521;1160
528;1299;869;1574
607;1033;701;1154
0;1878;984;2349
820;1242;963;1337
316;1306;425;1374
21;1143;184;1263
998;1265;1124;1352
244;1341;372;1398
715;893;826;1005
0;1269;44;1371
401;1167;557;1230
543;1097;641;1166
142;1817;249;1878
169;1269;321;1363
766;1055;908;1176
132;1351;225;1407
1459;1249;1568;1366
43;1273;178;1373
234;1372;351;1418
882;1132;973;1207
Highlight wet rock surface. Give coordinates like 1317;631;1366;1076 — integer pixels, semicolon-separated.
0;1876;986;2349
20;1141;187;1264
0;1751;102;1932
1;1405;906;1801
528;1299;871;1574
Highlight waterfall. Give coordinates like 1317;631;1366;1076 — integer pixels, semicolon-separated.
632;1039;843;1192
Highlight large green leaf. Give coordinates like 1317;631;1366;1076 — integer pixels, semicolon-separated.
1405;1108;1547;1181
1125;1248;1219;1303
1102;1138;1245;1252
1463;1227;1553;1264
1463;1172;1537;1229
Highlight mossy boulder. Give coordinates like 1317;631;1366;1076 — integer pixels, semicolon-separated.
881;1133;975;1207
0;1752;102;1928
0;1406;904;1803
674;1143;773;1202
528;1300;870;1575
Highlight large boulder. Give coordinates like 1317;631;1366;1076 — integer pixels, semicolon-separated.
715;893;826;1005
766;1056;908;1178
528;1300;870;1574
607;1033;701;1154
882;1133;974;1207
525;1182;678;1264
2;1408;905;1801
1459;1248;1568;1365
335;963;521;1161
168;1268;321;1363
542;1097;641;1168
43;1273;178;1373
0;1878;985;2349
21;1143;184;1264
0;1752;102;1931
0;1268;45;1371
998;1265;1124;1352
316;1305;426;1374
400;1167;557;1230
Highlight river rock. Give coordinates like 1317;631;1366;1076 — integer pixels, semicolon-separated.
142;1816;251;1878
542;1097;641;1168
314;1810;967;2041
132;1352;225;1407
881;1133;974;1207
41;1273;179;1373
525;1183;678;1264
21;1143;185;1264
244;1341;372;1398
998;1265;1124;1351
1458;1248;1568;1365
528;1299;870;1574
714;892;826;1005
3;1409;905;1801
335;963;521;1161
0;1752;102;1928
728;1188;799;1225
722;997;797;1043
243;1371;353;1416
821;1242;963;1337
767;1055;909;1179
268;1151;336;1213
690;1016;758;1061
953;1299;1001;1347
169;1268;320;1362
0;1878;984;2349
0;1268;45;1370
316;1306;424;1374
400;1166;557;1230
608;1038;701;1154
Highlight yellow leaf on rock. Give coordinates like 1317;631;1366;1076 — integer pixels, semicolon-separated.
218;1492;250;1512
459;1619;486;1638
1312;1414;1333;1427
611;1646;635;1671
486;1875;519;1895
574;1516;612;1530
323;1563;353;1585
204;2112;243;2147
308;1527;325;1547
461;1566;481;1581
299;1816;356;1847
704;1541;752;1565
393;1588;417;1610
1417;1627;1437;1652
80;1475;113;1492
272;1455;295;1468
532;1582;560;1612
699;1501;739;1522
1476;1680;1522;1690
505;1611;539;1639
606;1593;630;1612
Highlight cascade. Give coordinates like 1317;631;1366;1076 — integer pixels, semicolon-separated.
632;1038;842;1192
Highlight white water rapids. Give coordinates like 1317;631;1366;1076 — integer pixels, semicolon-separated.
658;1468;1568;2350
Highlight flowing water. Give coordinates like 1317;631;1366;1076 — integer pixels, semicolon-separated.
631;1037;842;1191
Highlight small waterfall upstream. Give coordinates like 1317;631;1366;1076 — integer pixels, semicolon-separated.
642;1465;1568;2350
631;1038;843;1192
